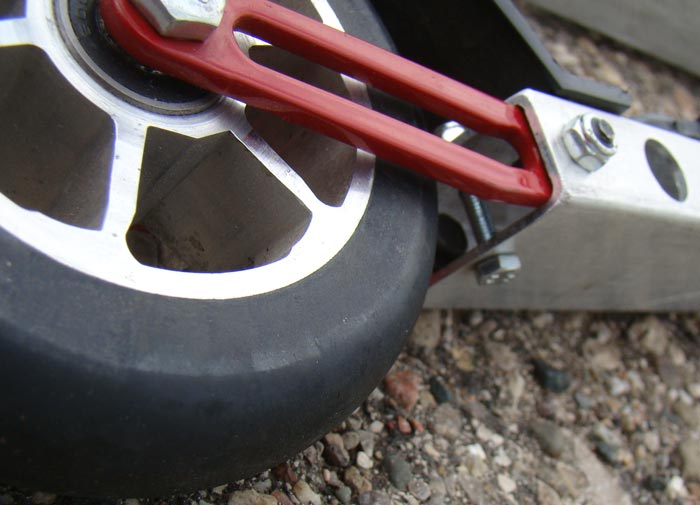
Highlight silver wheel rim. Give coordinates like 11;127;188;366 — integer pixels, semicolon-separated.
0;0;374;299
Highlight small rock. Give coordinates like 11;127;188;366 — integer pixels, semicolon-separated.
385;454;413;491
408;478;432;501
680;439;700;481
493;448;512;468
657;357;685;389
429;377;453;404
30;493;55;505
429;403;463;440
451;345;475;373
594;440;619;466
356;451;373;470
476;424;504;447
537;461;589;499
410;310;441;349
536;480;563;505
588;345;622;371
643;476;667;492
271;491;294;505
212;485;228;495
667;475;689;500
124;500;140;505
629;316;669;357
324;433;351;467
673;401;700;428
574;391;594;410
272;462;298;484
643;431;661;453
384;370;421;411
358;491;391;505
342;431;360;451
687;382;700;399
411;418;425;434
253;479;272;494
334;487;352;505
533;312;554;329
228;490;277;505
292;480;321;505
358;430;375;456
530;420;570;459
396;415;412;435
608;377;631;397
463;443;488;476
323;469;343;488
497;474;517;494
369;420;384;434
344;466;372;495
532;359;571;393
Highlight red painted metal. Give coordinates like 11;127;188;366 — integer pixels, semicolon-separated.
100;0;552;206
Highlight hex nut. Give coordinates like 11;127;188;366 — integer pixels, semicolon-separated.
131;0;226;41
475;253;521;286
562;113;617;172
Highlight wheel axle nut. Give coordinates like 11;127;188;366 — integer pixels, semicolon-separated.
130;0;226;41
562;113;617;172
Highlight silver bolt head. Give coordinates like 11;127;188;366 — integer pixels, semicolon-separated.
475;253;521;286
562;113;617;172
131;0;226;41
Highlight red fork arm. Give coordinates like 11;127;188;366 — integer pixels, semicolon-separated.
101;0;552;206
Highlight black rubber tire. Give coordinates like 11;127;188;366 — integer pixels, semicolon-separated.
0;0;437;497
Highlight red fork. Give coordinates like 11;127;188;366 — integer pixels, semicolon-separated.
100;0;552;206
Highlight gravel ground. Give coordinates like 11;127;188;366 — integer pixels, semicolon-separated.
2;5;700;505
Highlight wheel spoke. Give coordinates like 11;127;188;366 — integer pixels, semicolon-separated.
238;125;326;214
101;119;148;237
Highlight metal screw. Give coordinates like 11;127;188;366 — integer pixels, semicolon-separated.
563;113;617;172
435;121;522;286
131;0;226;41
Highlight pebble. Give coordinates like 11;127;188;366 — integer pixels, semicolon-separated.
493;448;512;468
497;474;517;494
594;440;620;466
408;478;432;501
687;382;700;399
657;357;685;389
29;493;55;505
643;431;661;453
629;316;669;357
358;430;375;456
666;475;689;500
537;462;589;499
228;490;277;505
356;451;373;470
588;345;622;371
292;480;321;505
530;420;569;459
344;466;372;495
574;391;594;410
429;376;453;404
383;370;421;411
323;433;350;467
429;403;463;440
673;401;700;428
532;359;571;393
272;462;298;484
334;487;352;505
536;480;563;505
410;310;441;349
384;454;413;491
358;491;391;505
396;415;412;435
342;431;360;451
680;439;700;481
463;443;488;476
369;421;384;434
212;485;228;495
608;377;631;397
